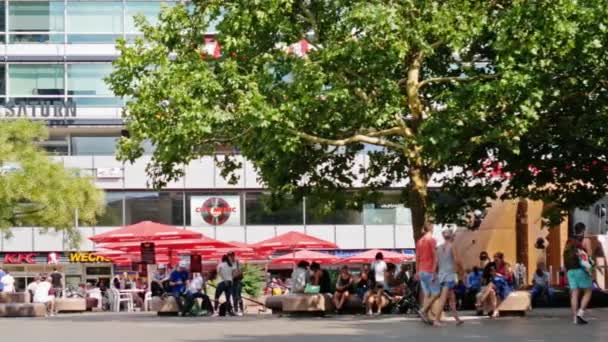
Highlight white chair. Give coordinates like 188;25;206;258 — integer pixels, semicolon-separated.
110;288;134;312
143;291;152;312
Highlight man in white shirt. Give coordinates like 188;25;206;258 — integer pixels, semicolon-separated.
33;277;56;316
1;270;15;293
183;272;211;316
27;277;41;302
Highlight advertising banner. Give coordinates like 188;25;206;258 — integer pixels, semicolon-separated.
190;196;241;226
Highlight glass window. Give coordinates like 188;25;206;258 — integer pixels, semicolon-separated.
0;65;5;96
125;1;163;33
9;33;64;44
363;191;411;225
67;34;122;44
67;1;123;33
245;192;303;225
68;64;113;96
305;194;362;225
85;267;112;275
8;64;64;97
71;136;119;155
69;97;124;107
97;191;123;226
0;2;6;31
9;1;64;32
125;191;183;226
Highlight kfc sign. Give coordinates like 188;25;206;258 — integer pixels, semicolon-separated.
3;253;37;264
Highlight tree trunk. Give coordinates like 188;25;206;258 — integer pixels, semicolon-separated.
408;167;429;242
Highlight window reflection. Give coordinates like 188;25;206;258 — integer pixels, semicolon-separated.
97;192;124;226
70;136;119;156
8;64;64;97
67;1;123;34
125;191;183;226
246;192;303;225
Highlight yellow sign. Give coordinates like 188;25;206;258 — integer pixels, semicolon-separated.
69;253;110;263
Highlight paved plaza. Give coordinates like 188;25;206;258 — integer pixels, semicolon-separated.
0;309;607;342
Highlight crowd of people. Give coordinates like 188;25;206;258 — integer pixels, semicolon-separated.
0;268;64;317
288;254;415;316
149;251;244;317
0;221;602;325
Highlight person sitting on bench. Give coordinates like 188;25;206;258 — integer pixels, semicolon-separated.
530;263;554;306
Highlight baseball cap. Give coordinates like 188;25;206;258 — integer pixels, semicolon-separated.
178;260;188;268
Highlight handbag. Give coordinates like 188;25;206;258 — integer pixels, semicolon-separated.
304;284;320;294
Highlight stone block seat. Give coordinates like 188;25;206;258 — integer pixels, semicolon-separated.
0;292;45;317
497;290;532;316
55;298;87;313
157;296;179;316
0;292;30;304
265;294;337;314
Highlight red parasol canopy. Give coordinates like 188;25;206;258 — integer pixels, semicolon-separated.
252;231;338;251
270;250;339;265
90;221;201;244
339;249;415;264
97;236;233;252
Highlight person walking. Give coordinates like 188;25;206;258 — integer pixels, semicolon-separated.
564;222;595;325
1;270;15;293
50;268;64;298
229;251;244;316
416;222;440;324
433;229;463;326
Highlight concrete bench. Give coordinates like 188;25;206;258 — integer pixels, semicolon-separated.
280;294;335;313
498;291;531;316
55;298;87;313
265;295;285;313
0;292;30;304
157;296;180;316
0;303;46;317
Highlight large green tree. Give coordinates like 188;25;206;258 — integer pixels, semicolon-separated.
0;120;104;242
108;0;608;240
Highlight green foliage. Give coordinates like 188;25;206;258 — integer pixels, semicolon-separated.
240;264;265;298
108;0;608;238
0;120;105;245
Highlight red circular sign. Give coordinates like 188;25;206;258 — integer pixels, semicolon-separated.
197;197;235;225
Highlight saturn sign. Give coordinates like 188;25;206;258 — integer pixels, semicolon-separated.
190;196;240;226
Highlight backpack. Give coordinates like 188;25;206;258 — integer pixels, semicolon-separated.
563;240;582;270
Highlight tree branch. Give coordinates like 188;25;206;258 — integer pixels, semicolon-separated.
362;127;405;138
291;129;403;150
418;73;500;89
298;0;319;42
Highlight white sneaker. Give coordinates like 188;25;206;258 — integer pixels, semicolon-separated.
236;312;243;317
212;312;219;317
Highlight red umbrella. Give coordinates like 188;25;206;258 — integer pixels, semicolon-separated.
339;249;415;264
270;250;339;265
252;231;338;251
90;221;201;244
97;236;233;252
